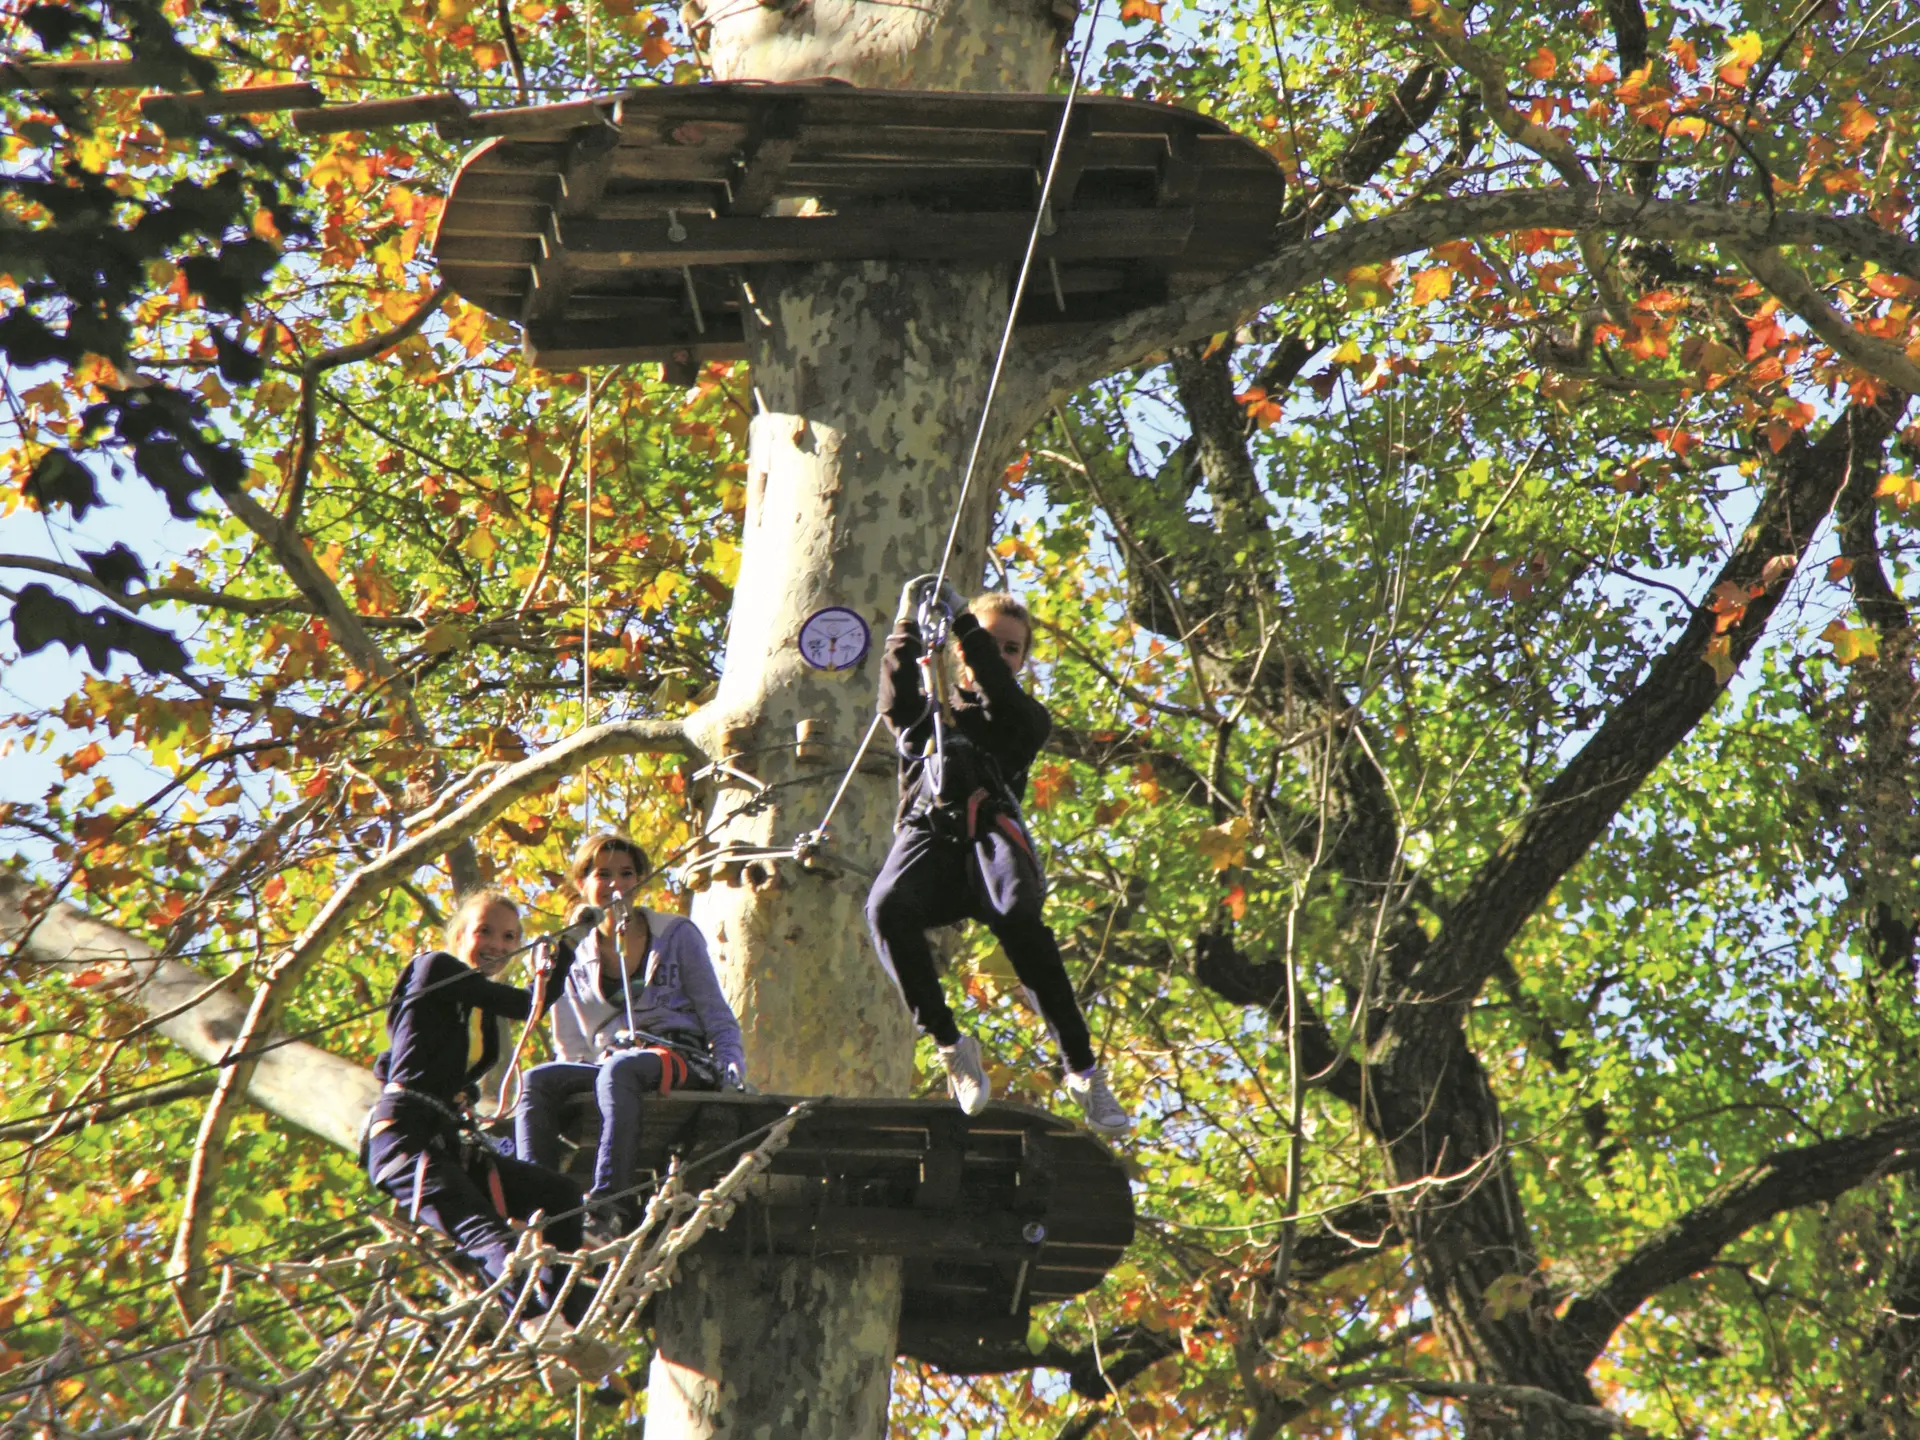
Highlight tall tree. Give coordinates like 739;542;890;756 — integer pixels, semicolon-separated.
6;0;1920;1435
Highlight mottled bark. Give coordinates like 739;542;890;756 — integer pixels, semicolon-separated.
647;264;1023;1440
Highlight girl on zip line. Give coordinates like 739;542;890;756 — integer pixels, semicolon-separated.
866;580;1131;1138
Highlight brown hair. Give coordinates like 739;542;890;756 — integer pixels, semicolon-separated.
568;832;652;889
963;591;1034;658
443;888;520;952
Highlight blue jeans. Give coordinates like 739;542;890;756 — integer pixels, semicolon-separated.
515;1054;669;1216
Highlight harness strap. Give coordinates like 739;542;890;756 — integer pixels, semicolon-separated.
482;1151;509;1219
409;1150;430;1225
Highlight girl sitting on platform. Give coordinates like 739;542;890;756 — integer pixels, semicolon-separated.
364;890;595;1330
514;833;748;1243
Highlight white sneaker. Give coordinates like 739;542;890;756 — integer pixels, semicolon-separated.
1065;1066;1131;1137
939;1035;991;1116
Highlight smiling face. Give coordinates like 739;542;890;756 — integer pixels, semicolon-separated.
580;846;643;912
453;900;523;977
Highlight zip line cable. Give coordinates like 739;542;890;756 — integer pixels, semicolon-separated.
800;3;1108;851
929;0;1106;600
582;381;597;835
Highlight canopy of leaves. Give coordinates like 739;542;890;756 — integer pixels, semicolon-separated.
4;0;1920;1435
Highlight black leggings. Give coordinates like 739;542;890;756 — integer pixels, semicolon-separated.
865;818;1096;1072
367;1113;590;1323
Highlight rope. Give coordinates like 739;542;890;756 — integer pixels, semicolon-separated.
582;383;597;835
0;1104;813;1437
930;0;1106;598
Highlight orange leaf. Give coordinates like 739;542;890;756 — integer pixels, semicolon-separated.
1411;266;1454;305
1523;47;1557;80
1119;0;1161;21
1224;885;1248;921
1667;36;1698;73
1827;556;1854;581
1838;99;1879;148
59;741;105;778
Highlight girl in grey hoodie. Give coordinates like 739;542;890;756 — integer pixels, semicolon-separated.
514;833;747;1238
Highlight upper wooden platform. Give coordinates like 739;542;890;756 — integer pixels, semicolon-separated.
552;1090;1133;1366
432;82;1287;370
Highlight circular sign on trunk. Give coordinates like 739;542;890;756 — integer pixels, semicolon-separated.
797;606;871;671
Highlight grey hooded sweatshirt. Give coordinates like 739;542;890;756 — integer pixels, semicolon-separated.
549;911;747;1080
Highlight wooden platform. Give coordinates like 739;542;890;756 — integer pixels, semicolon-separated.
552;1091;1134;1363
432;82;1287;369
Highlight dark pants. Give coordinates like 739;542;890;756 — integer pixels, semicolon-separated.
517;1052;677;1219
367;1110;590;1324
866;815;1096;1072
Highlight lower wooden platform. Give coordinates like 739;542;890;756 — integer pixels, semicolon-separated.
550;1090;1134;1364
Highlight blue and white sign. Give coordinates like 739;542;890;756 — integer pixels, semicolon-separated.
797;606;872;671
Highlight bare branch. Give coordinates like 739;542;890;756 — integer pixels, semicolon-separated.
282;283;451;525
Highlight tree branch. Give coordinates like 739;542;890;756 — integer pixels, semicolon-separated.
1023;191;1920;405
1391;393;1907;1048
0;1076;216;1144
1558;1112;1920;1367
282;283;451;525
1737;246;1920;396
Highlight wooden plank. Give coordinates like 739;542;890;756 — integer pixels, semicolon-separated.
435;199;548;237
291;91;466;134
437;233;542;266
468;139;572;172
525;325;746;370
461;96;621;136
451;169;561;202
593;188;730;220
0;58;158;91
557;208;1195;269
139;83;323;119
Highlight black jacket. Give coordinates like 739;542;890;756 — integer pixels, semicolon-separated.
877;611;1051;829
372;951;553;1109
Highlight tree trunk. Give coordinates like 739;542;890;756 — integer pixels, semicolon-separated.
639;1;1066;1432
647;258;1011;1436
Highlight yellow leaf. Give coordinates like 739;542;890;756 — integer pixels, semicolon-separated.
1822;619;1879;665
1329;339;1366;364
1343;262;1399;310
419;622;469;655
1875;472;1920;508
1704;634;1735;685
462;526;498;562
1193;816;1251;873
1411;267;1454;305
1838;100;1879;148
1718;30;1761;85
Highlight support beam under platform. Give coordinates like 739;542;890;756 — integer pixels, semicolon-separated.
547;1091;1136;1363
